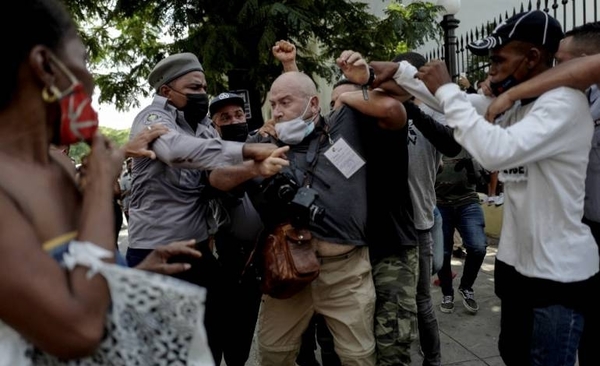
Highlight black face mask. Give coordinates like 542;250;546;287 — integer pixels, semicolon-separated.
181;93;209;126
220;123;249;142
489;56;529;97
490;75;520;97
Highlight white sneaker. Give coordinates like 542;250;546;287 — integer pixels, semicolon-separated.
478;193;488;204
495;193;504;206
487;196;496;206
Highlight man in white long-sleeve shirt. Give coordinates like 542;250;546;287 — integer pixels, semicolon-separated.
370;10;598;366
485;20;600;366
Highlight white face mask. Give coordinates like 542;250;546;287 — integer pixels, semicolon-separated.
275;97;316;145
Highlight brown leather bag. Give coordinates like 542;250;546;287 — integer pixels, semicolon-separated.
260;222;320;299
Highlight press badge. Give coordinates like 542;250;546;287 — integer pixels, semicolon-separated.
324;137;365;179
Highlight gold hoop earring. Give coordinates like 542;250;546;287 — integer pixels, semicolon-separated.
42;85;61;103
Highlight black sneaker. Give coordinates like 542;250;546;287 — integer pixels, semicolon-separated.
458;288;479;314
440;295;454;313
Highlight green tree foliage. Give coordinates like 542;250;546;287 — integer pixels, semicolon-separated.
68;126;130;163
65;0;443;116
68;142;90;165
100;126;131;147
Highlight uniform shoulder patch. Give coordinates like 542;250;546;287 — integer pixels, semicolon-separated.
145;113;161;123
136;108;171;126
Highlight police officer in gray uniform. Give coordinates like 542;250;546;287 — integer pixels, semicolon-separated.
207;92;264;366
127;53;276;266
125;52;280;360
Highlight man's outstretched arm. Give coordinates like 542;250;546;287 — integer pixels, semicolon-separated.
486;54;600;121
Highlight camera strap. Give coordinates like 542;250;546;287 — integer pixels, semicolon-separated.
241;119;330;283
303;118;331;187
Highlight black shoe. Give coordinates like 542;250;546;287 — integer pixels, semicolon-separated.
458;287;479;314
440;295;454;313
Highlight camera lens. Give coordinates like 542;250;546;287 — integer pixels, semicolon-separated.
278;184;296;202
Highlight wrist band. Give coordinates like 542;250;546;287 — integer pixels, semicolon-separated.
363;66;376;87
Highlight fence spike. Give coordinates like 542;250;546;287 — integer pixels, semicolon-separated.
551;0;559;17
520;3;525;12
527;0;533;11
572;0;576;28
560;0;567;30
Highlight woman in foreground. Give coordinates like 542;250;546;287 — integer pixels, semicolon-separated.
0;0;213;364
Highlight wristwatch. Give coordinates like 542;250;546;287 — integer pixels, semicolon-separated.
361;66;376;100
363;66;376;87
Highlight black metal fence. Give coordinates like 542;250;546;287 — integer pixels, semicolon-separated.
426;0;600;85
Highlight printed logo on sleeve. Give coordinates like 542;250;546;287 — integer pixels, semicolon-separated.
407;120;418;145
499;166;528;182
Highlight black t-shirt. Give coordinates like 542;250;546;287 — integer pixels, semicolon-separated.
363;120;418;260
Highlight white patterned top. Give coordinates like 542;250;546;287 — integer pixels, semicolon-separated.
0;242;215;366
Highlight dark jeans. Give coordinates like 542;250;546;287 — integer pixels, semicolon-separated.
437;203;487;297
578;217;600;366
113;200;123;247
416;230;441;366
126;241;222;362
213;236;262;366
495;259;588;366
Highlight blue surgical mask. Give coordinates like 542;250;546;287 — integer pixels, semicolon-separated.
275;98;316;145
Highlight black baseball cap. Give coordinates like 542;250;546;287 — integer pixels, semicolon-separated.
209;92;245;117
467;10;564;56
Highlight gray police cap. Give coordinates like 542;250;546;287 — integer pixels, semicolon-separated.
148;52;204;91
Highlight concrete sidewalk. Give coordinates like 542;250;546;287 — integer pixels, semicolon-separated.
410;244;503;366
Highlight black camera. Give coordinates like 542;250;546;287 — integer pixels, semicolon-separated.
259;172;325;227
261;172;298;204
291;187;326;226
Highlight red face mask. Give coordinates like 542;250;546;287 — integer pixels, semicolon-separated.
58;83;99;145
49;54;99;146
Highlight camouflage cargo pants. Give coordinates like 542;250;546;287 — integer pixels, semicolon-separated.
372;246;419;366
